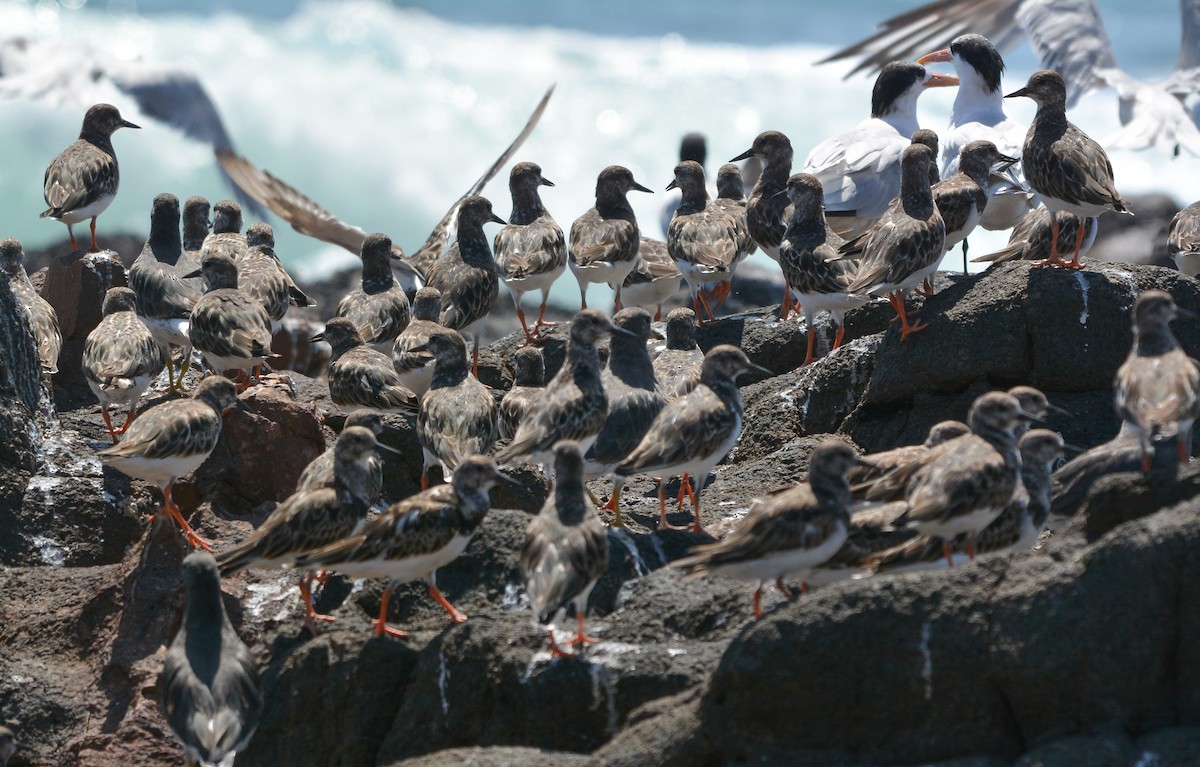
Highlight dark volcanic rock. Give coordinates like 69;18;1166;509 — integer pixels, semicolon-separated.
384;746;590;767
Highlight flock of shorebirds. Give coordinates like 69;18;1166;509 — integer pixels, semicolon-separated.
7;25;1200;767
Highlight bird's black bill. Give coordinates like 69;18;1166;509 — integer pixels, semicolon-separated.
729;148;754;162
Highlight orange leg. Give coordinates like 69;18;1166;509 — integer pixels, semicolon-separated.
1034;215;1066;267
299;574;336;635
533;300;553;333
372;588;407;638
66;225;79;254
965;538;977;561
676;473;695;510
778;284;794;321
920;277;935;297
101;409;119;444
472;337;480;378
1064;222;1088;269
776;578;796;600
572;610;600;647
160;484;212;552
942;539;954;568
832;325;846;350
802;327;817;366
891;291;928;340
613;288;624;313
753;583;764;620
515;305;540;346
88;216;99;253
689;483;706;534
429;581;468;623
420;470;430;491
654;305;663;322
547;628;574;658
657;479;687;531
116;407;137;435
601;482;624;528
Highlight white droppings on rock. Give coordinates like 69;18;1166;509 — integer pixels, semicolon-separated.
609;528;648;576
31;535;67;567
1102;266;1139;297
244;581;295;623
1074;271;1090;325
501;581;528;611
1133;752;1162;767
648;533;668;567
438;648;451;718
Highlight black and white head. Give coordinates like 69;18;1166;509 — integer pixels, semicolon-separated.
872;61;958;118
700;344;771;383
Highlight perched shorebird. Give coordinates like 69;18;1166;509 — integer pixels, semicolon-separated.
843;143;946;340
40;103;139;253
494;162;566;344
707;161;758;308
1168;201;1200;278
424;195;506;373
673;441;867;619
293;455;504;638
495;310;629;478
871;429;1066;573
296;410;386;505
1049;433;1153;528
1006;69;1131;268
199;199;247;265
620;237;682;322
666;161;742;324
652;307;704;401
1114;290;1200;470
869;391;1034;566
916;34;1037;233
659;132;709;238
730;130;796;315
157;552;262;767
568;165;653;310
778;173;865;365
971;208;1097;265
335;232;411;354
803;61;958;239
1007;385;1068;438
522;441;609;656
616;345;769;532
584;308;665;527
83;287;165;441
416;329;499;489
0;237;61;375
97;376;248;551
237;223;292;332
181;196;212;258
929;140;1017;270
187;253;274;384
129;194;200;389
849;419;970;489
216;426;389;634
316;317;419;415
500;346;545;441
391;286;443;398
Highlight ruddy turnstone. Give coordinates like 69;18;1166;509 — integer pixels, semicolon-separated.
391;286;444;398
881;391;1034;565
803;61;958;239
1168;201;1200;277
97;375;248;550
178;195;210;286
1006;69;1131;268
1114;290;1200;469
296;409;386;504
568;165;652;310
1007;385;1068;438
494;162;566;344
909;129;942;187
916;34;1037;232
616;345;769;532
619;237;682;322
157;552;261;766
843;143;946;340
0;725;25;767
971;208;1098;265
713;162;758;279
0;237;61;375
652;307;704;401
673;441;865;619
666;160;742;324
730;130;796;315
416;328;499;489
500;346;545;441
128;194;200;390
40;103;139;253
424;195;506;373
335;232;411;354
848;419;970;489
83;287;165;441
200;199;247;265
495;310;628;477
187;253;274;383
521;441;609;656
238;223;292;331
584;307;665;527
778;173;866;365
316;317;420;415
293;455;504;637
659;132;708;238
216;425;388;633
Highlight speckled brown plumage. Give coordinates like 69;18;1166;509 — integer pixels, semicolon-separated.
320;317;419;413
188;252;274;375
417;329;498;483
0;238;61;375
500;346;545;441
568;166;652;308
424;195;505;334
336;232;411;351
391;286;444;398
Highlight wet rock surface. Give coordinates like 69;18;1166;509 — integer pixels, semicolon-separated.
6;255;1200;766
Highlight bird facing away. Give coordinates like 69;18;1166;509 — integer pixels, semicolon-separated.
616;345;770;533
335;232;411;353
568;165;653;311
500;346;546;441
187;253;274;383
1005;69;1130;268
215;426;388;634
619;237;683;322
652;306;704;402
416;328;499;489
971;207;1098;265
0;236;61;376
494;161;566;345
83;287;165;441
673;441;868;620
1114;290;1200;470
316;317;420;415
293;455;504;638
97;376;248;551
199;199;247;266
391;286;444;398
41;102;140;253
129;193;200;391
157;552;262;767
237;223;292;330
521;441;610;656
1168;201;1200;278
848;419;971;489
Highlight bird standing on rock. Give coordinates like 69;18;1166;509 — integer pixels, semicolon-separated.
1006;69;1130;268
41;103;140;253
0;237;61;376
500;346;545;442
666;160;743;324
335;232;411;354
317;317;420;415
568;165;653;311
187;253;275;385
730;130;796;316
391;286;445;398
494;162;566;345
83;287;164;441
200;199;247;265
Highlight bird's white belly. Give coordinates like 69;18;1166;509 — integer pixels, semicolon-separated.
56;193;115;224
328;532;474;583
712;523;849;582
